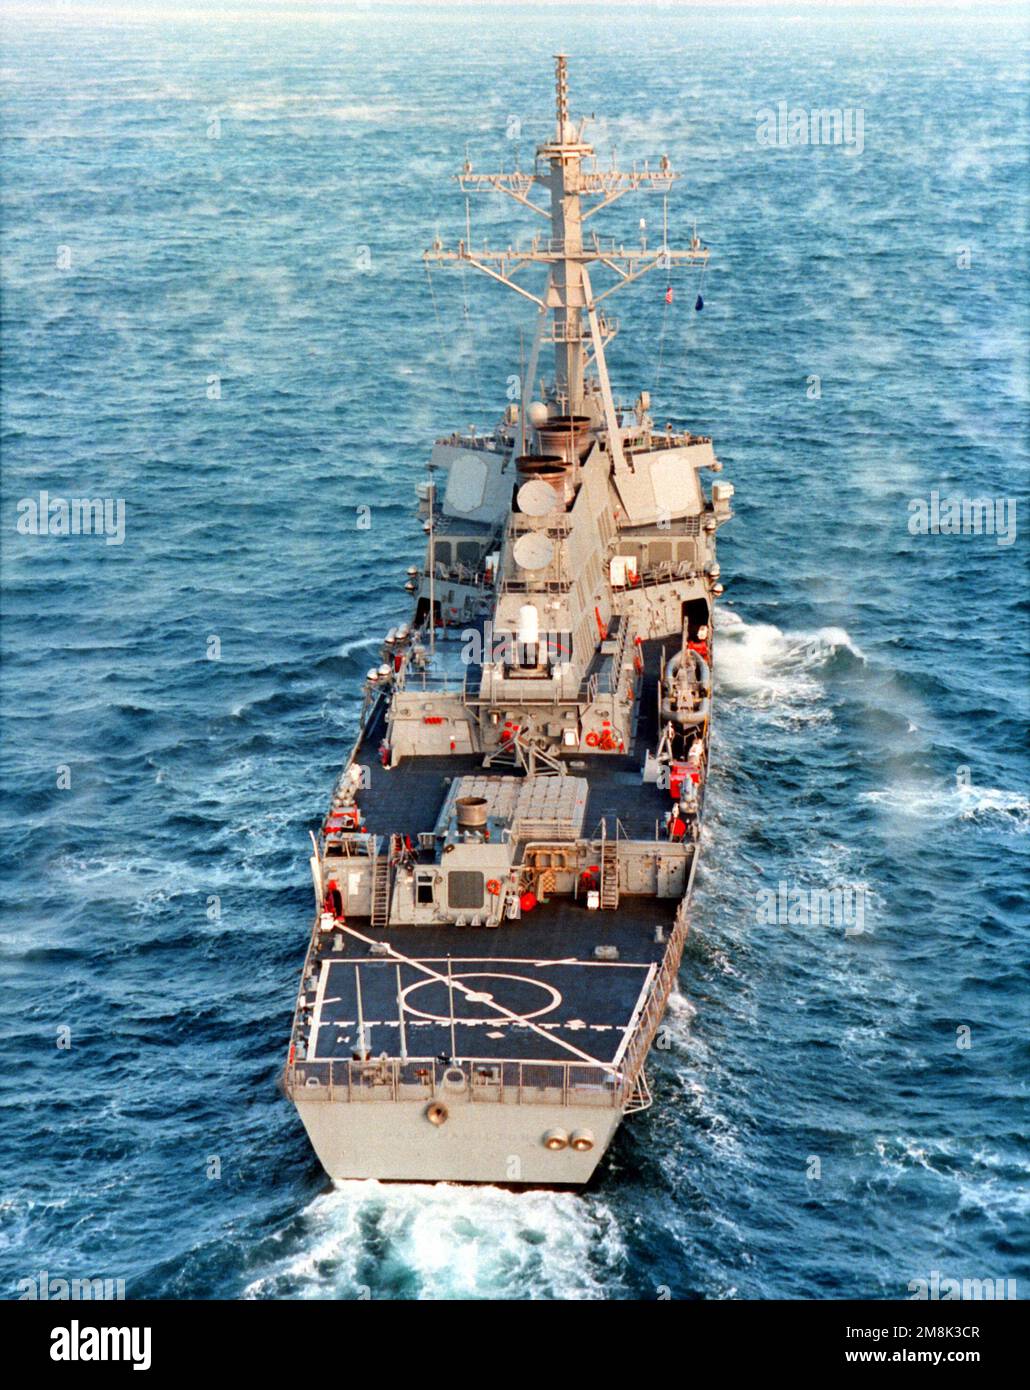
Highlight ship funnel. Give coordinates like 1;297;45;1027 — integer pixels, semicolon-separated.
455;796;489;831
516;454;570;506
537;414;592;464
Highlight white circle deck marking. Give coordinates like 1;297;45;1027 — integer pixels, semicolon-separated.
400;971;562;1025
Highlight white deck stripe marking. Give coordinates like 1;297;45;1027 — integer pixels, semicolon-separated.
354;964;366;1055
400;970;563;1025
307;959;332;1059
379;955;648;971
396;963;407;1060
610;962;658;1067
319;957;651;1053
335;923;619;1072
321;954;650;971
319;1052;624;1070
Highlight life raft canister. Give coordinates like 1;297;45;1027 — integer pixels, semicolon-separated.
669;761;691;800
519;890;538;913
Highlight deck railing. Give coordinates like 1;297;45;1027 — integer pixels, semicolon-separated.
284;1057;622;1109
618;898;690;1095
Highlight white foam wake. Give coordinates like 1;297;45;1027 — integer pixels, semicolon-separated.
242;1181;626;1301
713;609;864;725
861;779;1029;831
336;636;380;659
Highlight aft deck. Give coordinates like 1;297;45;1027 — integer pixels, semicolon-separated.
302;892;681;1070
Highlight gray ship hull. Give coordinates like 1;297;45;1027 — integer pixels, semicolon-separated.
295;1093;627;1185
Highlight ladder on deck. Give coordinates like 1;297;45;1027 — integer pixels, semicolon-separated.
370;835;395;928
599;821;620;910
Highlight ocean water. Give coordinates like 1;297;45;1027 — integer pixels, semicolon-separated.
1;2;1027;1301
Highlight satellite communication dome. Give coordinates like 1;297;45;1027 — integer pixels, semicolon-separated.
512;532;554;571
517;479;559;516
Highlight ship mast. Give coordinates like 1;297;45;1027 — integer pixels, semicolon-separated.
541;51;590;413
424;54;709;465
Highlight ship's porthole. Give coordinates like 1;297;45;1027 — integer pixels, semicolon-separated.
425;1101;449;1126
570;1129;595;1152
543;1128;569;1151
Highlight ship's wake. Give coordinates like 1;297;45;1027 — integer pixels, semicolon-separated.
242;1181;627;1300
860;779;1029;831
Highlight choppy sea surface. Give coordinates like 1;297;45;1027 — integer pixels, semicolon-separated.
1;3;1028;1300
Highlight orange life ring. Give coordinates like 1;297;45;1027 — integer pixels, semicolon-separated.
486;878;502;896
585;731;600;747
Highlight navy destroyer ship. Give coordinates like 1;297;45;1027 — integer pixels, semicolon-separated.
285;56;733;1183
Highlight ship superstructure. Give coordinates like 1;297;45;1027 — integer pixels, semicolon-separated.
285;56;733;1183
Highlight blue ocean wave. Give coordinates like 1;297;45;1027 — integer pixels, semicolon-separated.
1;4;1027;1301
